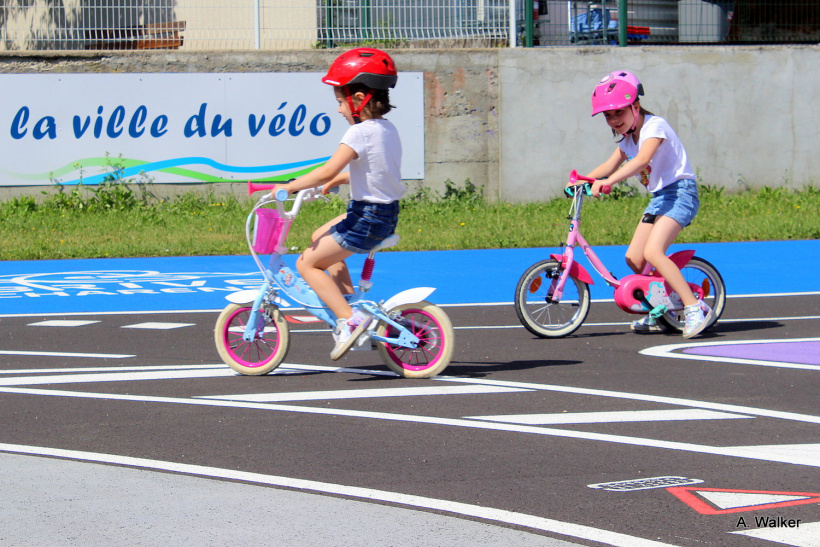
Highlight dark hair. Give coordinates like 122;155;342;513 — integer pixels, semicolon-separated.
346;83;394;117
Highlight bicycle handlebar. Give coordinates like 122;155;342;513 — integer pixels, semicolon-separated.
567;170;611;195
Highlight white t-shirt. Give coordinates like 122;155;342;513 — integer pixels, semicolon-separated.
619;114;695;193
340;119;406;203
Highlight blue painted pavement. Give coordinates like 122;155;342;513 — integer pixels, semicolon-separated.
0;240;817;316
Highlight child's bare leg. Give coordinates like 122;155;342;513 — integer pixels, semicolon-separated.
311;214;354;295
625;220;653;273
297;233;354;319
642;216;698;307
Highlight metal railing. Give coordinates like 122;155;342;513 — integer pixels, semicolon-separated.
1;1;818;51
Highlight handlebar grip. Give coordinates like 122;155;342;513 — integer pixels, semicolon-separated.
601;185;611;195
274;188;290;202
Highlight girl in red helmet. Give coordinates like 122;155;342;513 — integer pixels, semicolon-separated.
274;48;406;359
585;70;713;339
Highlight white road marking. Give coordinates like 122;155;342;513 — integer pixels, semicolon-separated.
435;376;820;425
0;350;133;359
730;520;820;547
1;382;819;468
0;368;234;386
641;338;820;371
27;320;100;327
468;409;752;425
719;443;820;466
0;364;225;375
121;322;196;329
0;442;678;547
201;385;531;402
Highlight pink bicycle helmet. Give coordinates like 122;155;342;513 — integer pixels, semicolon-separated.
590;70;644;116
322;48;397;121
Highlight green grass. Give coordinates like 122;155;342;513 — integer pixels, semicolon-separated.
1;180;818;261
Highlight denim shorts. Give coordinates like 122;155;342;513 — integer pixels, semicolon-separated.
330;200;400;254
644;179;700;228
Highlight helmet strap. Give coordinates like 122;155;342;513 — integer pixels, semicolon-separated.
343;86;373;122
626;103;640;135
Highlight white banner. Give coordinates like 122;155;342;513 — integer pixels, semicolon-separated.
0;72;424;186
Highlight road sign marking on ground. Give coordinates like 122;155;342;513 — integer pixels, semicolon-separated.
668;486;820;514
588;476;704;492
466;409;752;425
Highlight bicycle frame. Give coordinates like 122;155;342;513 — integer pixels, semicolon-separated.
513;171;726;338
552;183;699;314
549;184;618;302
233;187;424;349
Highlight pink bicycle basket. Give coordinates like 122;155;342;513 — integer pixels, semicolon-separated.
252;208;291;254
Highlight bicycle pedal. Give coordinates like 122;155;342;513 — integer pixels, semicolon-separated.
350;330;374;351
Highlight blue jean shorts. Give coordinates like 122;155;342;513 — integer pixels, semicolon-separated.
330;200;400;254
644;179;700;228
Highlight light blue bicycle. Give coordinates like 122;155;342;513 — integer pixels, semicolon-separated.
214;183;455;378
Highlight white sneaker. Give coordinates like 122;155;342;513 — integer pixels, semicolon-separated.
683;301;714;339
631;315;666;333
330;311;371;361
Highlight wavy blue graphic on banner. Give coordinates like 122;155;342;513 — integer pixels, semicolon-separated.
57;155;332;185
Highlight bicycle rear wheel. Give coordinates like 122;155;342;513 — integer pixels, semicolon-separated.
376;301;454;379
657;256;726;333
514;259;591;338
214;304;290;375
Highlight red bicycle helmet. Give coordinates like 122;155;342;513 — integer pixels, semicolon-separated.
322;48;397;120
322;47;398;89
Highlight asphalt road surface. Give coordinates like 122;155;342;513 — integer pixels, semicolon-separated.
1;291;818;547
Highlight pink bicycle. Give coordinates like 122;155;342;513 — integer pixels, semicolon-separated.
514;170;726;338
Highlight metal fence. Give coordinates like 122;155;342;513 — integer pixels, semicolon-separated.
2;1;818;51
537;1;820;45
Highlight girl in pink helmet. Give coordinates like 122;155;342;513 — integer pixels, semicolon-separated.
585;70;713;338
274;48;406;359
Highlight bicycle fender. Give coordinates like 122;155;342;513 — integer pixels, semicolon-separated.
226;290;290;307
550;254;595;285
668;249;697;270
226;290;257;305
382;287;436;311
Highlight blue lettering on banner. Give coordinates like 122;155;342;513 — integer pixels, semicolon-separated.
9;103;331;141
11;107;58;140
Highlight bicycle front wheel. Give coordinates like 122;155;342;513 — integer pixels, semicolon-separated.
214;304;290;375
657;256;726;333
376;301;455;379
514;259;591;338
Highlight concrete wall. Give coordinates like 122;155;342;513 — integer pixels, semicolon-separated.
497;45;820;201
0;45;817;202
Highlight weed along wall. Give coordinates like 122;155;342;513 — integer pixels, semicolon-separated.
0;46;816;203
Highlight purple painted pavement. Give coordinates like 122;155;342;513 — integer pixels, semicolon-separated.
683;341;820;366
